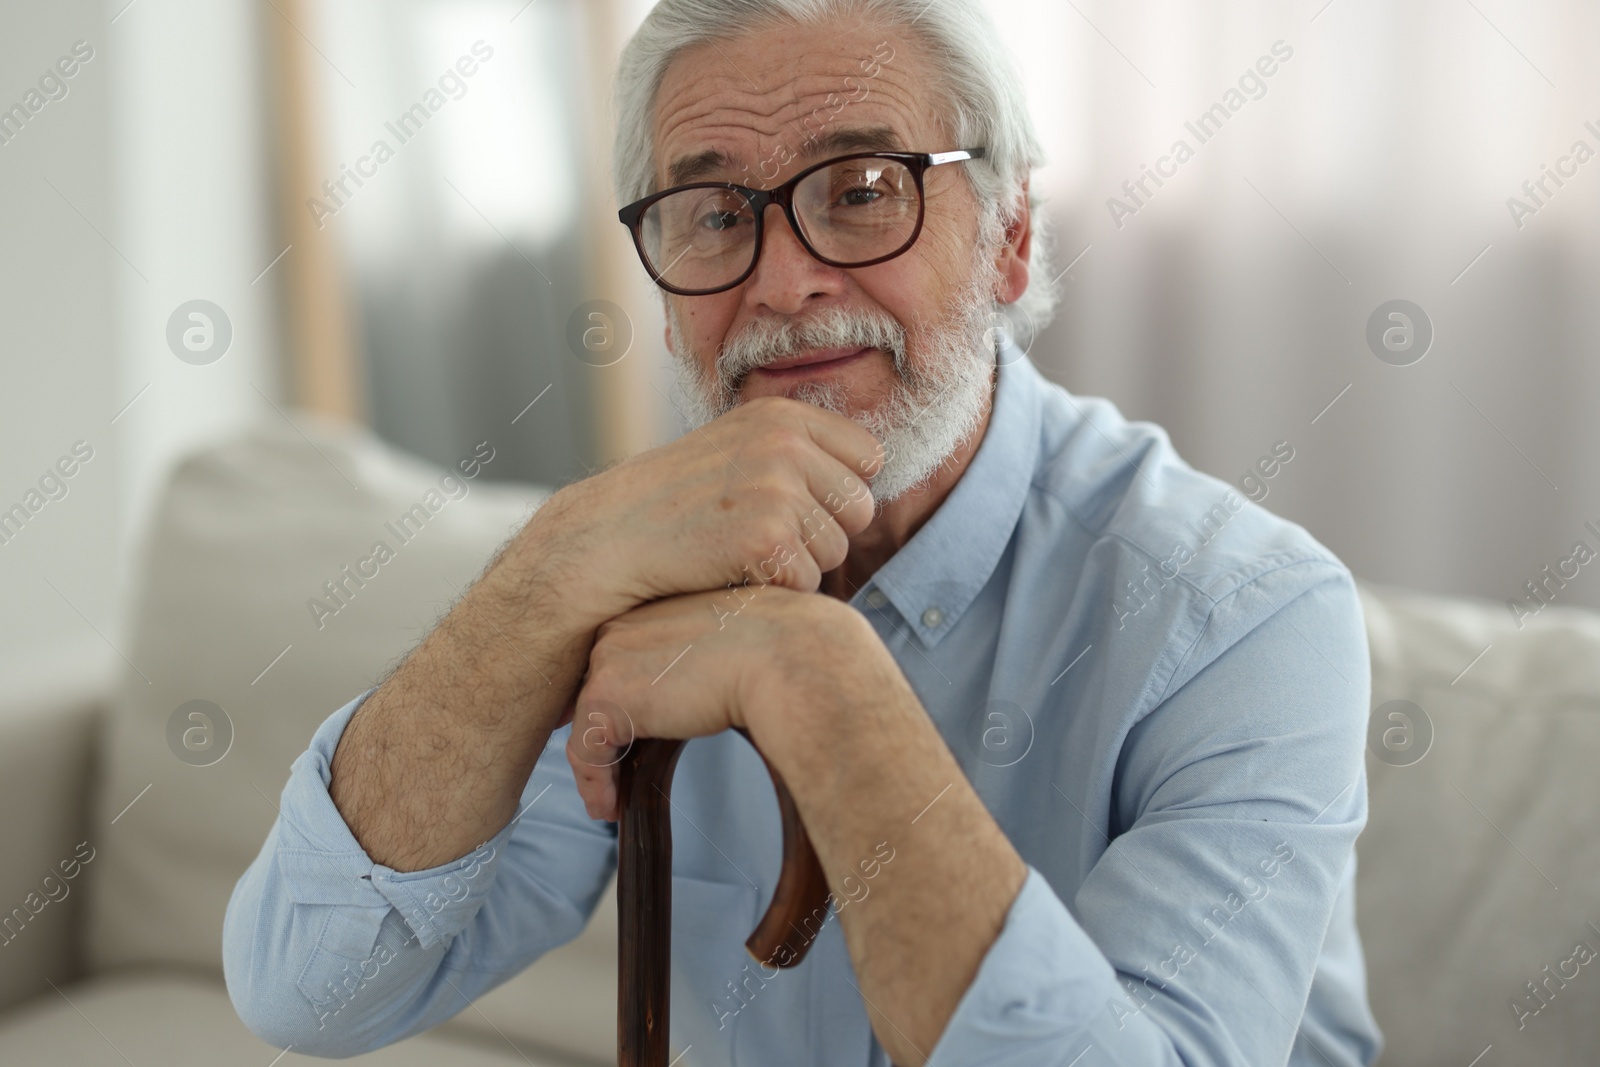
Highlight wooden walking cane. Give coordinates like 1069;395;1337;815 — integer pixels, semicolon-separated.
617;729;831;1067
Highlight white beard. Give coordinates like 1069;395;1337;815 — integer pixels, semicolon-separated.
667;266;1000;505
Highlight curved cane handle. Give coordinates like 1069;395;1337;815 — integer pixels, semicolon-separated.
617;730;829;1067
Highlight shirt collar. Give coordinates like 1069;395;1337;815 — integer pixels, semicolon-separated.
850;338;1044;647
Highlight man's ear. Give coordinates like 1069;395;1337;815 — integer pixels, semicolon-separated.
993;180;1033;305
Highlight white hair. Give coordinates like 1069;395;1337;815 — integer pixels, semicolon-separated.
612;0;1057;341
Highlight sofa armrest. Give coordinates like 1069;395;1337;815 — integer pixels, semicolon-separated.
0;688;102;1015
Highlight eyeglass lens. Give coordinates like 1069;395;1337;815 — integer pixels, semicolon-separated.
637;156;921;293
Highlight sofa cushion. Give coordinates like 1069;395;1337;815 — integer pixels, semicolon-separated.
79;415;615;1063
1356;582;1600;1065
0;973;576;1065
0;689;99;1014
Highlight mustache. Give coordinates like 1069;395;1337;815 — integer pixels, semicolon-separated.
715;306;907;389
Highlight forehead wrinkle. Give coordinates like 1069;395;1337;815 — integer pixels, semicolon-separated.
690;57;929;131
655;54;940;188
656;27;937;133
657;89;801;149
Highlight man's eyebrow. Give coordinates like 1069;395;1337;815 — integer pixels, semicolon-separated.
662;126;908;190
666;148;740;188
801;125;905;158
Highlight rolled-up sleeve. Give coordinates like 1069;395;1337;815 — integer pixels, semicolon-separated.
223;689;617;1057
928;571;1379;1066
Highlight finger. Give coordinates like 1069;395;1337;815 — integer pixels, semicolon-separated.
745;518;824;594
565;744;619;822
569;705;631;764
565;699;633;816
725;413;877;583
783;481;856;577
730;399;881;534
729;498;855;597
787;439;879;539
785;397;886;486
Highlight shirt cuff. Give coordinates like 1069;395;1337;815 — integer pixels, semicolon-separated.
272;688;521;951
928;866;1116;1065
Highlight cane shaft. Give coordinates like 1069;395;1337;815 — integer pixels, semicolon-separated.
617;730;828;1067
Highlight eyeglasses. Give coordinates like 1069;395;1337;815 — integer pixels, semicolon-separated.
617;149;987;296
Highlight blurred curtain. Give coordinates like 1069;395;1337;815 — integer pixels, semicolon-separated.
999;0;1600;613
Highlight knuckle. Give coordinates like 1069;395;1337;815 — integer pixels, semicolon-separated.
585;643;614;678
749;524;798;577
793;497;834;548
739;394;793;424
759;424;807;463
759;511;799;553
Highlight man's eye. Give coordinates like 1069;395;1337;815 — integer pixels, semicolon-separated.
837;185;883;207
698;210;744;231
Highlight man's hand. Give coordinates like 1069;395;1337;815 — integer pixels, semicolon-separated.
533;396;883;631
572;574;1030;1066
563;582;848;822
329;396;879;872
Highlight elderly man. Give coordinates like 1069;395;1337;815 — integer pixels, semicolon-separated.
225;1;1381;1064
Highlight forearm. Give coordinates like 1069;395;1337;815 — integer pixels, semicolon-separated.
749;629;1027;1065
226;690;619;1055
329;493;599;871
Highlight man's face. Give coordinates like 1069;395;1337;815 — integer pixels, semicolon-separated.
651;17;1016;501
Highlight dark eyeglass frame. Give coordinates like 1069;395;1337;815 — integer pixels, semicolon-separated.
617;148;988;296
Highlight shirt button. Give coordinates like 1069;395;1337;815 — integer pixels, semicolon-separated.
864;588;889;609
921;606;945;628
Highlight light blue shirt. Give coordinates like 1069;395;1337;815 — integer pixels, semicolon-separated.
224;345;1381;1065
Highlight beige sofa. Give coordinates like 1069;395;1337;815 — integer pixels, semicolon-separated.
0;415;1596;1065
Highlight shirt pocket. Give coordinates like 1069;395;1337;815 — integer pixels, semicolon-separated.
668;872;760;1067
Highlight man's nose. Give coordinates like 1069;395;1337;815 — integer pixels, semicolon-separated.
740;202;847;315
